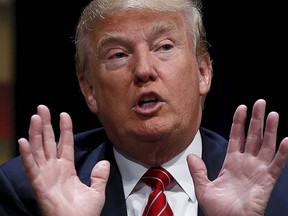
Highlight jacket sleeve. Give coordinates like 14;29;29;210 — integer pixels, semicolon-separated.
0;157;41;216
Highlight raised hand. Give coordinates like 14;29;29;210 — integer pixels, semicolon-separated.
18;105;110;216
187;99;288;216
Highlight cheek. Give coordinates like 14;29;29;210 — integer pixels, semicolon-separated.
173;72;200;114
95;75;130;109
168;67;199;94
164;53;198;89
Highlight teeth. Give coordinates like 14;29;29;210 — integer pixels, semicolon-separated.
141;101;156;107
139;95;158;107
141;95;157;101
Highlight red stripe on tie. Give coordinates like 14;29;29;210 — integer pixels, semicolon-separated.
142;167;174;216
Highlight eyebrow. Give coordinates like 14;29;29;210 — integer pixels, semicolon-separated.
96;21;181;54
148;21;180;38
96;32;128;54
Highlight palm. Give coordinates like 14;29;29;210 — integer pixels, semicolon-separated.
188;99;288;216
197;152;274;216
18;105;109;216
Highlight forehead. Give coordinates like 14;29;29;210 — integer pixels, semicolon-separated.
84;0;190;19
93;9;187;41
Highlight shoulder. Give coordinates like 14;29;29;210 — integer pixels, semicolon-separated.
73;127;109;149
199;127;228;149
0;127;110;181
199;127;228;180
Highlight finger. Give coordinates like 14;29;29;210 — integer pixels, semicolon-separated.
187;154;210;194
18;137;40;179
269;137;288;178
227;104;247;153
37;105;57;160
90;160;110;194
27;114;47;166
258;111;278;162
57;112;74;162
244;99;266;155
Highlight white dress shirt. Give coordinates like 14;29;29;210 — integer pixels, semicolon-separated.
114;131;202;216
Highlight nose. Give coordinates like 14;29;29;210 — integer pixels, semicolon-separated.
133;47;158;84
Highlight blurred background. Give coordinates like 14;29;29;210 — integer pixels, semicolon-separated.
0;0;14;163
1;0;287;164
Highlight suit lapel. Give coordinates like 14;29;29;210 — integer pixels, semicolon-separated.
97;128;228;216
101;141;127;216
197;128;228;215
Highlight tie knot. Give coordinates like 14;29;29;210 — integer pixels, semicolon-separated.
141;166;173;191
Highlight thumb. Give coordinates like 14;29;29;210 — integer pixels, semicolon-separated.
187;154;210;194
90;160;110;194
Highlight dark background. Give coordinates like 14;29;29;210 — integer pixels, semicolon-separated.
12;0;288;155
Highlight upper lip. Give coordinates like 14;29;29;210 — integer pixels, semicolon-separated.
134;91;163;107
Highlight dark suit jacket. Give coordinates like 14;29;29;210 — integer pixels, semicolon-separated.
0;127;288;215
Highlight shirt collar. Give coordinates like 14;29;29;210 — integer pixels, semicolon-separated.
114;130;202;202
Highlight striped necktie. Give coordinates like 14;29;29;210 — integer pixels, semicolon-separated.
141;166;174;216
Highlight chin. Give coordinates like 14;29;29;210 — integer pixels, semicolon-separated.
133;123;173;142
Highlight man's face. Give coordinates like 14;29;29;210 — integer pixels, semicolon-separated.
80;9;211;156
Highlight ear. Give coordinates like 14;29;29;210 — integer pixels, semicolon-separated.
78;75;99;114
197;54;213;96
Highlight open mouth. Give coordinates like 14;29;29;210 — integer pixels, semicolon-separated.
138;94;159;108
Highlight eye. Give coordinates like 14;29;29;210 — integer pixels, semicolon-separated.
109;52;128;60
105;49;129;70
161;44;173;51
153;39;176;60
155;39;174;52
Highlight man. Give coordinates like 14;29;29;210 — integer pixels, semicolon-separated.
1;0;288;215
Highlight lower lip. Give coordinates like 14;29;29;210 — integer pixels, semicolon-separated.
133;102;164;115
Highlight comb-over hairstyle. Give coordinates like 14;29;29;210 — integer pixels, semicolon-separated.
74;0;209;77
